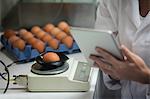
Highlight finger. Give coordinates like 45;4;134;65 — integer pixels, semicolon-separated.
121;45;133;62
90;54;116;68
121;45;139;63
90;54;112;67
95;47;117;63
94;62;111;74
89;54;101;66
93;62;100;68
90;55;113;71
89;54;103;61
90;55;105;66
94;58;113;74
93;62;101;69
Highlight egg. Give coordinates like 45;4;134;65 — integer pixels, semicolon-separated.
26;37;37;46
19;29;28;38
58;21;70;34
48;39;59;50
31;26;41;34
19;29;27;35
8;35;20;44
19;30;27;37
50;27;61;36
33;40;45;53
62;36;73;48
55;31;67;41
36;30;46;39
43;52;60;63
41;34;53;42
43;23;55;33
13;38;26;51
4;29;16;39
22;32;34;41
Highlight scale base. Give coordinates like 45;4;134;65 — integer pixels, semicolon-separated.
27;58;91;92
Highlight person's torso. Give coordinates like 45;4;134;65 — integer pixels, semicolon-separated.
102;0;150;99
118;0;150;66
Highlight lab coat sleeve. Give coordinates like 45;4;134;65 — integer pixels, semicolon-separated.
103;72;121;90
95;0;119;32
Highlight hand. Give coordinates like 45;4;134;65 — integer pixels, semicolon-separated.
89;45;150;84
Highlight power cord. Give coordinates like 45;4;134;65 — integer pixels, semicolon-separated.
0;60;10;93
0;58;32;93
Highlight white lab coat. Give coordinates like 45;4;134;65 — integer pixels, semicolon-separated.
95;0;150;99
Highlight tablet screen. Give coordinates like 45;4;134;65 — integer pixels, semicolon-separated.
70;27;123;66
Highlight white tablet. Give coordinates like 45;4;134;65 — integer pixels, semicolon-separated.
70;27;123;66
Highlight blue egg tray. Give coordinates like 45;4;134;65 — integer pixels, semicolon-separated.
0;35;81;61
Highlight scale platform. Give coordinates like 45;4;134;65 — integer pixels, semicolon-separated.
27;58;91;92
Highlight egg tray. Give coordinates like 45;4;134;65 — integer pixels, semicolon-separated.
0;35;81;62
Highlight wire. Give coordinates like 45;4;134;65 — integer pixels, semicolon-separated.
0;60;10;93
0;72;7;80
6;57;36;68
0;57;35;93
4;66;9;93
7;60;30;67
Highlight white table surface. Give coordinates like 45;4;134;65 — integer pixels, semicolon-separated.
0;42;99;99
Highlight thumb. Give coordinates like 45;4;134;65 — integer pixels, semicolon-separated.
121;45;137;63
121;45;147;69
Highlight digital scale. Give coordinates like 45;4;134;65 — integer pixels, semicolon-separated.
27;58;91;92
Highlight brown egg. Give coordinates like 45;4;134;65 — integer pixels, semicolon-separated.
13;38;26;51
31;26;41;34
62;36;73;48
8;35;20;44
50;27;61;36
43;52;60;63
22;32;34;41
41;34;52;42
36;30;46;39
19;29;29;37
48;39;59;50
19;30;27;38
58;21;70;34
43;23;55;33
55;31;67;41
19;29;27;35
33;40;45;53
26;37;37;46
4;29;16;39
